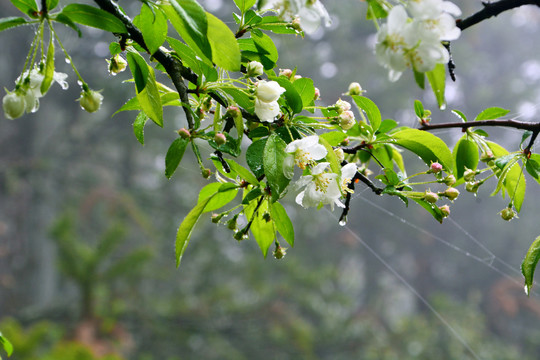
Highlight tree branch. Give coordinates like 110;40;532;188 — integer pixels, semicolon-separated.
419;119;540;132
457;0;540;31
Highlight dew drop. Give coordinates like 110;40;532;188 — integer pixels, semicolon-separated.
439;102;447;110
77;80;83;86
339;220;347;226
524;284;529;296
65;58;71;64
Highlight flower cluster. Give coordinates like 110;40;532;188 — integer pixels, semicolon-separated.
284;135;358;210
260;0;331;34
3;67;68;120
375;0;461;81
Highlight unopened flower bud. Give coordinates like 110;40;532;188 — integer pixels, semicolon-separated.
202;168;212;179
314;88;320;101
463;168;476;182
211;213;225;223
214;133;227;145
273;245;287;259
480;151;494;162
340;137;350;146
246;61;264;77
430;162;443;173
338;110;355;130
335;99;351;114
107;54;127;75
500;207;517;221
334;148;345;162
279;68;293;78
424;191;439;204
466;181;481;193
291;16;302;31
3;90;26;120
293;75;302;81
225;106;242;120
444;187;460;201
79;89;103;113
347;82;363;96
443;175;456;186
439;205;450;217
178;128;191;139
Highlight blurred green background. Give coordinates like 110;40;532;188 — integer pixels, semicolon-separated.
2;1;540;359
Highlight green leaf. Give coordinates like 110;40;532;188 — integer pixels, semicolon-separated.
9;0;37;16
426;63;446;109
54;14;82;37
176;193;217;267
271;76;302;114
167;37;217;81
133;111;149;145
366;0;388;19
206;13;241;71
522;235;540;296
413;69;425;89
411;198;444;223
198;182;238;212
414;100;425;118
242;187;262;204
239;31;278;70
292;77;315;109
392;128;454;172
59;4;127;33
453;135;479;180
526;155;540;184
40;34;55;95
0;332;13;357
257;15;298;34
165;137;189;179
227;159;259;185
245;198;275;257
134;4;168;55
486;141;526;211
126;52;163;126
271;202;294;247
246;137;267;178
475;107;510;121
377;119;398;134
320;131;347;147
451;109;468;122
352;95;382;131
46;0;59;11
234;0;256;12
319;137;341;175
0;17;30;32
264;134;290;202
220;87;254;113
166;0;212;62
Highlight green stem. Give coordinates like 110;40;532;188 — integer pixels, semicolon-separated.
49;19;85;84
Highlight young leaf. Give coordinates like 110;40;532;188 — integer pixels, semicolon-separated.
426;63;446;109
522;235;540;296
227;159;259;185
475;107;510;121
319;137;341;175
245;198;275;257
453;136;479;180
0;332;13;357
451;109;468;122
526;155;540;184
9;0;38;16
46;0;59;11
246;138;267;178
264;134;290;202
134;4;168;55
413;70;425;89
233;0;257;12
165;138;189;179
352;95;382;131
392;128;454;172
0;17;30;32
176;193;217;267
292;77;315;109
271;202;294;247
414;100;425;119
167;0;212;61
320;131;347;147
207;13;241;71
59;4;127;33
242;187;262;205
198;182;238;213
40;34;55;95
133;111;149;145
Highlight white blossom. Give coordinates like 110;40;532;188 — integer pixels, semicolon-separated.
254;80;286;122
260;0;331;34
295;162;344;210
340;163;358;194
284;135;327;170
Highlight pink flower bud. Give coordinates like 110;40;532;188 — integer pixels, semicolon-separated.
178;128;191;139
443;175;456;186
202;168;212;179
279;68;293;78
439;205;450;217
347;82;363;96
463;168;475;182
338;110;355;130
214;132;227;145
430;162;443;173
444;187;460;201
314;88;321;101
424;191;439;204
